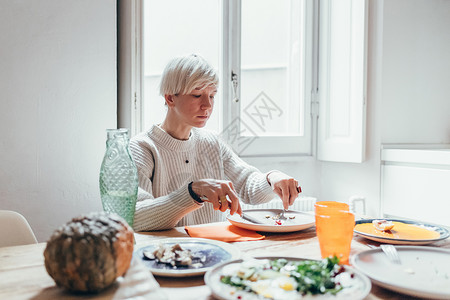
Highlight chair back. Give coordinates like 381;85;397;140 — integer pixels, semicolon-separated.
0;210;38;247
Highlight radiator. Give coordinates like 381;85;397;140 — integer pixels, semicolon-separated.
241;196;317;212
381;145;450;226
241;196;367;215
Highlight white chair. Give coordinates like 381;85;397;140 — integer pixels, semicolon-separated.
0;210;38;247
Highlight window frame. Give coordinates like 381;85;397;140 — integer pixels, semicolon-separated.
316;0;368;163
222;0;314;157
118;0;143;137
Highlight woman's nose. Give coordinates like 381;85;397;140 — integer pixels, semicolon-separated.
200;95;213;109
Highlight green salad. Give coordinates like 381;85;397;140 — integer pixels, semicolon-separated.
220;257;348;299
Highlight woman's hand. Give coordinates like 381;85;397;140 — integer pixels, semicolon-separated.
267;171;302;210
190;179;242;216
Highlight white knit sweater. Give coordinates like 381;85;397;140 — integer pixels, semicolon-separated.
129;125;276;231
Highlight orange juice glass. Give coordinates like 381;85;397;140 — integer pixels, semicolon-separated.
315;210;355;264
314;201;349;215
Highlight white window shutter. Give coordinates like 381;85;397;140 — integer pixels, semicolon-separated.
317;0;367;163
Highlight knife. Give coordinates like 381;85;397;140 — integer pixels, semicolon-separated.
240;212;265;224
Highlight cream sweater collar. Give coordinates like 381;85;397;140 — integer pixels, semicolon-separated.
148;125;198;152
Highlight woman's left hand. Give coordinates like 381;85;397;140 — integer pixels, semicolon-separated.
267;171;302;210
190;179;242;215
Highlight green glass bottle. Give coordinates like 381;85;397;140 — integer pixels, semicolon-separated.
99;128;138;227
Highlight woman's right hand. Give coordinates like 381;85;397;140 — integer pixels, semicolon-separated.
190;179;242;216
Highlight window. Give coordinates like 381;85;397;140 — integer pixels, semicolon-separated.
223;0;313;156
135;0;313;157
119;0;367;162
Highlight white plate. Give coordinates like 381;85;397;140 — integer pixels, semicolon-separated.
351;246;450;299
227;209;315;233
205;256;371;300
134;238;241;277
354;219;449;245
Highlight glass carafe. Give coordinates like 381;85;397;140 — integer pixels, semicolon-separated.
99;128;138;227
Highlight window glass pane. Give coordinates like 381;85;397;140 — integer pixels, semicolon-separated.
240;0;304;137
143;0;220;132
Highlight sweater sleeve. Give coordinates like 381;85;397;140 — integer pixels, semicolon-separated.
220;140;275;205
129;137;203;231
133;186;202;231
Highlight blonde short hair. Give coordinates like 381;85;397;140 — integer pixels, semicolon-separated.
159;54;219;96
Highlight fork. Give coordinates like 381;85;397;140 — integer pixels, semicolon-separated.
279;186;302;220
380;244;401;264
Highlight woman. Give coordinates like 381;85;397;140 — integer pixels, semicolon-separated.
130;54;301;231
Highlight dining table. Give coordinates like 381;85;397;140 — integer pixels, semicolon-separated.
1;220;449;300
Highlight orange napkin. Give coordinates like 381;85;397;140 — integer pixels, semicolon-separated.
184;224;265;242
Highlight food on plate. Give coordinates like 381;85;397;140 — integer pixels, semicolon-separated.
355;221;441;240
219;257;361;299
143;243;204;268
372;219;394;231
44;212;134;293
265;214;296;220
263;213;297;225
264;215;283;225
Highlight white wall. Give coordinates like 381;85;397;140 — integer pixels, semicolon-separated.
381;0;450;143
0;0;116;242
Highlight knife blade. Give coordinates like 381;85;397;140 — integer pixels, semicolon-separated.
240;212;265;224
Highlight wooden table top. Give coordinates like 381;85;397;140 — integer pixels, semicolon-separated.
1;221;449;300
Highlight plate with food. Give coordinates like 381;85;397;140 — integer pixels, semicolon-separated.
353;219;449;245
351;246;450;299
205;256;371;300
227;209;315;233
135;238;241;277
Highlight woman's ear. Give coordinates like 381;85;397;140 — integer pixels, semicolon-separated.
164;94;175;107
